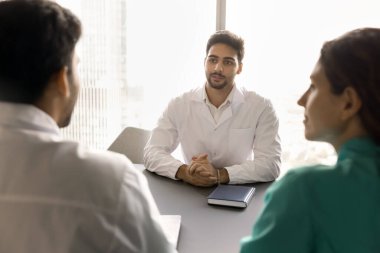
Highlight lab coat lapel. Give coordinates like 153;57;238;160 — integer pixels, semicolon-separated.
231;86;245;112
216;107;232;128
215;86;245;128
199;103;216;126
192;87;216;126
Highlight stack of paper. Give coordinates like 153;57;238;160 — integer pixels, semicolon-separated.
160;215;181;247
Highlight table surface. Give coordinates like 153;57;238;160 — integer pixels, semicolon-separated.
134;164;273;253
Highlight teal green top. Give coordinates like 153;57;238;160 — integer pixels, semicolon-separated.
240;138;380;253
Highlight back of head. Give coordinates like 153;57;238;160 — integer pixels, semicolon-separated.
206;30;245;63
320;28;380;144
0;0;82;104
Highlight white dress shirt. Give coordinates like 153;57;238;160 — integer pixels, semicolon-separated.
0;102;177;253
144;85;281;184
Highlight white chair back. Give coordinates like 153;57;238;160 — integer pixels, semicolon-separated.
108;127;151;164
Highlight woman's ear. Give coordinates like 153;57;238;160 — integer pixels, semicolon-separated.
341;86;362;120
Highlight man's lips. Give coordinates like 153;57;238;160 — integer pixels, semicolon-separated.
211;74;225;81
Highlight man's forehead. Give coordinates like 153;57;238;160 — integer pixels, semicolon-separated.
207;43;238;60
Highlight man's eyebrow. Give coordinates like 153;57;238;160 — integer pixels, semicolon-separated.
223;57;236;61
207;55;236;62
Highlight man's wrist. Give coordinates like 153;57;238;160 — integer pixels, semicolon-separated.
219;168;230;184
175;164;188;180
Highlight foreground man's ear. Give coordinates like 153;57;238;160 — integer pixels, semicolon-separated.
54;66;70;98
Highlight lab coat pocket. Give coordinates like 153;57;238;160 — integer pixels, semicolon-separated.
228;128;254;162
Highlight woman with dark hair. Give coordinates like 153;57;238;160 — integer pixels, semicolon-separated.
240;28;380;253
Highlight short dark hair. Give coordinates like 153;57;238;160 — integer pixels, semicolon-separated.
0;0;82;103
206;30;245;63
320;28;380;144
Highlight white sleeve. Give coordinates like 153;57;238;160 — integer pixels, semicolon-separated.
226;100;281;184
143;99;184;179
107;164;178;253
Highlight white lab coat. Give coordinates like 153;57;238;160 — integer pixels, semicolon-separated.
0;102;177;253
144;86;281;184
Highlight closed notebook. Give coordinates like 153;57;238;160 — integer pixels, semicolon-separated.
207;184;255;208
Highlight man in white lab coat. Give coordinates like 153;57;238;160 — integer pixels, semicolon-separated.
0;1;177;252
144;30;281;186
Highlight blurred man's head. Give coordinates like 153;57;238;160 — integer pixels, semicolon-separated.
0;0;82;127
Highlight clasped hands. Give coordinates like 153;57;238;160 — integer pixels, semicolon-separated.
179;153;218;187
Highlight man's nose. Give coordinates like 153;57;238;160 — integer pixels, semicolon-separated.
214;62;223;72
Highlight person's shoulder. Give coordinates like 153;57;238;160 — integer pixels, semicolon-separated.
178;87;202;99
59;140;128;163
169;87;203;106
39;140;143;211
52;140;137;184
238;86;272;106
269;164;333;194
283;164;335;182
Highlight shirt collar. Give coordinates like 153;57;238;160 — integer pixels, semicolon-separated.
0;102;60;136
201;85;238;107
338;137;380;159
337;137;380;175
192;85;245;114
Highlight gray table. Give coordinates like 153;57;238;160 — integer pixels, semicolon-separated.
134;164;272;253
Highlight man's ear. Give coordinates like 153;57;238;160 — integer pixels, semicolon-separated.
341;86;362;120
53;66;70;98
237;62;243;74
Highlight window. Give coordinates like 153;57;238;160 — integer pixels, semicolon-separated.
226;0;380;172
58;0;380;174
58;0;127;149
58;0;215;150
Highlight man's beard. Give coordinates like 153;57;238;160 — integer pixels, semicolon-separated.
206;73;228;90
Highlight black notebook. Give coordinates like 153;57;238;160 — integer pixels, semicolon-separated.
207;184;255;208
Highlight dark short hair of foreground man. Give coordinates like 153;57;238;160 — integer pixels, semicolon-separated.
0;1;177;252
